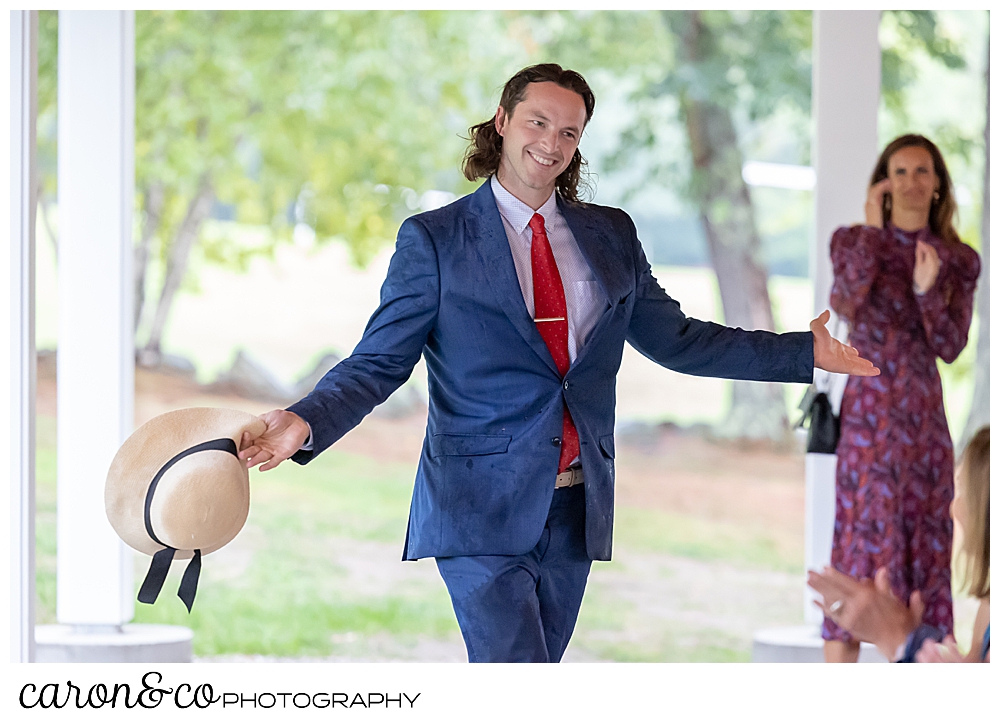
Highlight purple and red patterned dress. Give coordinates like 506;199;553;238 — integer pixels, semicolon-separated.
823;223;980;643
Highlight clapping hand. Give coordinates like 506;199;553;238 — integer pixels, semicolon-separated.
913;240;941;294
811;310;879;376
807;566;923;660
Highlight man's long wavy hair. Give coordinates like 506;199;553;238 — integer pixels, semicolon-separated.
957;426;989;599
870;134;961;245
462;64;596;203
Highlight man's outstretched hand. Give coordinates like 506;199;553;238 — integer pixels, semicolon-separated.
240;409;311;472
811;310;879;376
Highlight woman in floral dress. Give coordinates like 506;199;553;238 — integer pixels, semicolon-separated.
823;134;981;663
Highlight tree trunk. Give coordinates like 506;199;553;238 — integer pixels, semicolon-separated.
674;10;789;442
961;36;989;451
139;175;214;365
134;180;165;333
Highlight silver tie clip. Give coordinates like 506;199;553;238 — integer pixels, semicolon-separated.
534;317;566;323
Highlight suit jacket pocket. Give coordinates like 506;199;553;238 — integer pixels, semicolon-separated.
430;433;512;458
598;434;615;459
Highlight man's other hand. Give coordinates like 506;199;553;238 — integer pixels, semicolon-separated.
240;409;311;472
811;310;879;376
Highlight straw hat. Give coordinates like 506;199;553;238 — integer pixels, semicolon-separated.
105;407;266;611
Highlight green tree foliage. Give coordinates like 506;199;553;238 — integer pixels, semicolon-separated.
36;9;983;418
37;10;530;358
882;10;966;120
880;11;981;224
133;10;511;357
35;11;58;259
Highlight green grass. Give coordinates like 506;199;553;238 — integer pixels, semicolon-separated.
578;633;751;663
34;416;787;660
132;581;457;657
573;591;751;662
28;402;959;661
129;448;460;657
35;425;58;625
250;449;414;543
612;506;800;573
35;420;459;657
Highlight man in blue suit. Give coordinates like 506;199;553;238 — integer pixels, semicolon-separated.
241;64;877;662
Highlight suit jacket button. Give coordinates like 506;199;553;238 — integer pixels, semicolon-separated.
563;381;570;390
551;437;561;447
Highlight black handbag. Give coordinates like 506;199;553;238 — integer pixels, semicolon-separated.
797;316;848;454
797;386;840;454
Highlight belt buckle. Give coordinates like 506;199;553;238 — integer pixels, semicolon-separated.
555;467;582;489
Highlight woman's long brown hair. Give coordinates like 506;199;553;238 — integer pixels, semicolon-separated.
869;134;961;245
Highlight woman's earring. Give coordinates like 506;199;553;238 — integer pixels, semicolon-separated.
933;191;940;202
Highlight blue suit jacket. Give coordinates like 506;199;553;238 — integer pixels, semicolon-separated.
288;181;813;561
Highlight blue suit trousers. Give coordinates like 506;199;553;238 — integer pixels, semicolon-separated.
435;485;591;663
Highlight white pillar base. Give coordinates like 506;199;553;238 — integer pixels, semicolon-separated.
752;626;887;663
35;624;192;663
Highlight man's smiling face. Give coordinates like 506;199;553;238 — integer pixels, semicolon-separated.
494;81;587;210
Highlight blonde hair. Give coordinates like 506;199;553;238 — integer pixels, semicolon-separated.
957;426;989;599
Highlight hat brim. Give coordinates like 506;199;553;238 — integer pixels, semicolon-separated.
105;407;266;557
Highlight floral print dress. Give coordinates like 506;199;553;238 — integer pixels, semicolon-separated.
823;223;980;643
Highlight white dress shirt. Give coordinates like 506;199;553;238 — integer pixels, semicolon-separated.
490;175;605;362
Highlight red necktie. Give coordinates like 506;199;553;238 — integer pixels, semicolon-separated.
529;213;579;473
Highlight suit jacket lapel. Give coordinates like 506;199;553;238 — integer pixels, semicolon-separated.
559;198;632;307
466;182;561;376
559;198;633;359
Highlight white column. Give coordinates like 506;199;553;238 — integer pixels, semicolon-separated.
56;10;135;627
812;10;882;313
9;9;39;663
805;10;881;624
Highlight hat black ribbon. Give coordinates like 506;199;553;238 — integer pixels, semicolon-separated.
137;437;239;612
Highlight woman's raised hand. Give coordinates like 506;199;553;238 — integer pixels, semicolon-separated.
865;178;892;227
913;240;941;294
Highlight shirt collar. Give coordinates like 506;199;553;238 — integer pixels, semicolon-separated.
491;175;558;235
